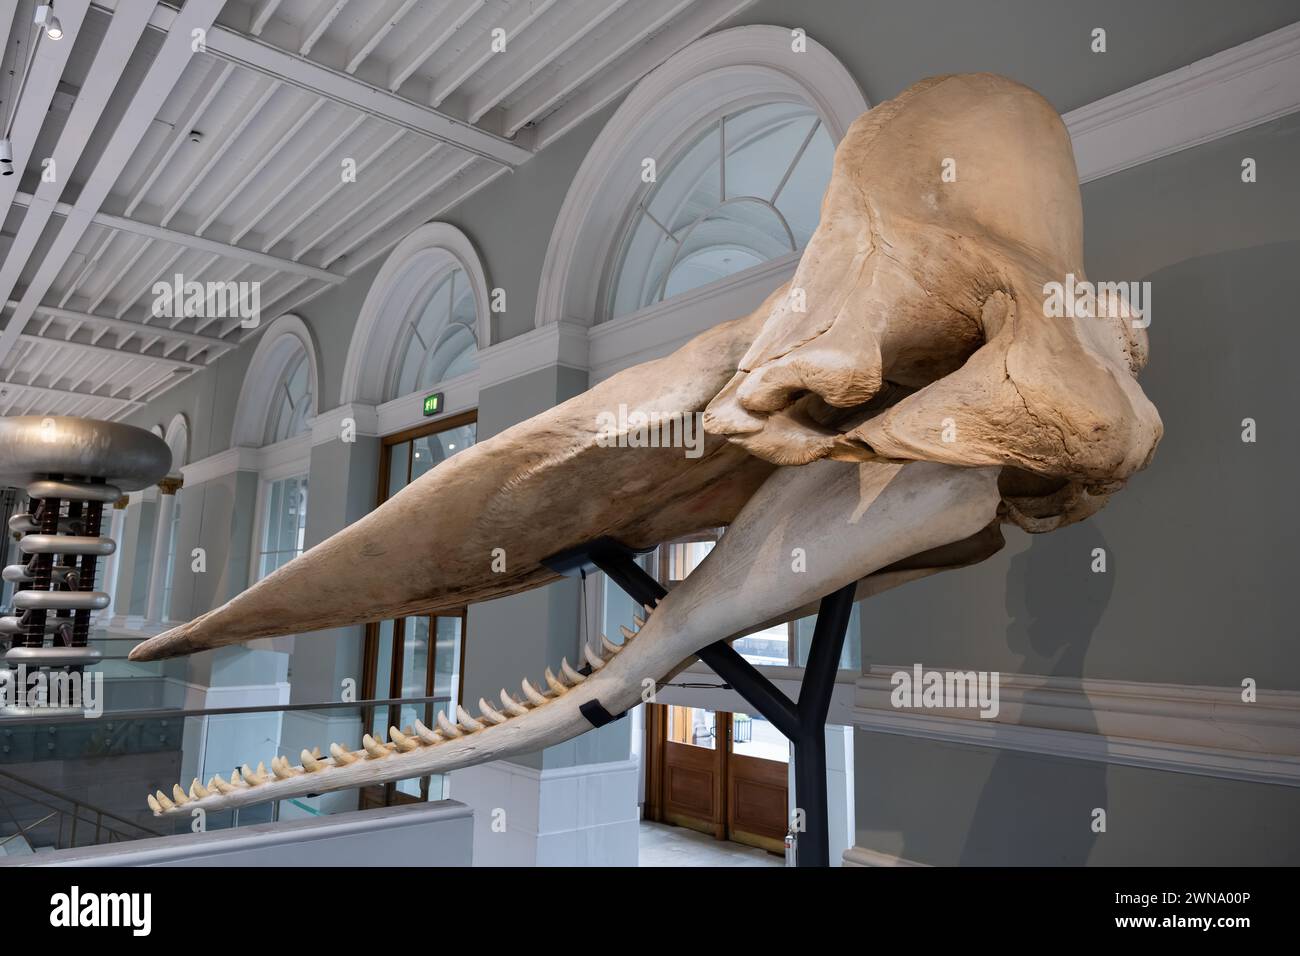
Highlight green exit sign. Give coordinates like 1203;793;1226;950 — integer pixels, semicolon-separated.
422;392;444;417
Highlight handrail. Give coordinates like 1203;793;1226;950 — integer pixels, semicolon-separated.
0;771;162;840
0;693;453;726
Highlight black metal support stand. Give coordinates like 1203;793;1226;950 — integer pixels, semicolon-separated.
543;536;856;867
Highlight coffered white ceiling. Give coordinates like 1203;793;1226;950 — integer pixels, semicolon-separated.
0;0;755;419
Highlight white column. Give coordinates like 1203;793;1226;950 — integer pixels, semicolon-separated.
97;496;129;624
145;477;182;625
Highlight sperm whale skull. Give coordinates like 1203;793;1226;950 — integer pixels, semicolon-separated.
136;74;1161;817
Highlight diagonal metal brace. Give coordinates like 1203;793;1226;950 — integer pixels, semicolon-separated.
542;536;856;867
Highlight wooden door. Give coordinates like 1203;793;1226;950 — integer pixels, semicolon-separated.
647;705;789;853
658;705;726;838
726;711;789;852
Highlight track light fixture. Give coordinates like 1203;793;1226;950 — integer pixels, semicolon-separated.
35;5;63;41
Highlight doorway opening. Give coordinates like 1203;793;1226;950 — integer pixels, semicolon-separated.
360;412;476;809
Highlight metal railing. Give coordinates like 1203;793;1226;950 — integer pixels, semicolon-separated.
0;767;161;854
0;693;456;846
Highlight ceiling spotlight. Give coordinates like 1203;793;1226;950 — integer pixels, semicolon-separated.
0;138;13;175
35;5;63;41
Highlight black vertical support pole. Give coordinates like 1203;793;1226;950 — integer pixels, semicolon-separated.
571;537;859;868
791;582;856;867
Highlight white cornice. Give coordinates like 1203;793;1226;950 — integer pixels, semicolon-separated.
311;403;379;446
1064;20;1300;183
853;665;1300;786
180;435;311;485
477;319;590;391
375;368;481;436
588;253;799;382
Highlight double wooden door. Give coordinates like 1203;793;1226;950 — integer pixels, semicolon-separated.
646;704;789;853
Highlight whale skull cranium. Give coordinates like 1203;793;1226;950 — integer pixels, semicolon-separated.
135;74;1161;817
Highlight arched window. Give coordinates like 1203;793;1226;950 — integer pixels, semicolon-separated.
609;102;835;318
232;314;320;449
389;264;479;401
264;348;313;444
536;26;867;331
341;223;490;420
231;315;321;587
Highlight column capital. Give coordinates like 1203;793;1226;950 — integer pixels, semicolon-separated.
157;476;184;495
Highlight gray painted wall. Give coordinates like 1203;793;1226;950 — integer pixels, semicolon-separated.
850;112;1300;865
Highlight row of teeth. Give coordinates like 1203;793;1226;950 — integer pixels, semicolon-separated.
147;607;653;815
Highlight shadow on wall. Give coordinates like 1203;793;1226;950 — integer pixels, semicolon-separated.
957;521;1113;865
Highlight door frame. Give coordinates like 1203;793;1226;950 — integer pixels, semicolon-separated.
645;703;788;853
361;411;476;805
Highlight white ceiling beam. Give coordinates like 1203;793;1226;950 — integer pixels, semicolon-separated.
227;112;367;245
301;0;350;56
464;0;632;124
250;0;284;36
313;150;478;267
260;126;407;253
9;301;234;354
503;0;695;136
0;379;145;412
531;0;758;150
0;0;91;223
386;0;485;93
292;140;442;258
59;228;118;308
0;1;152;339
16;330;202;370
88;235;154;313
196;96;329;236
0;0;228;371
429;0;559;108
321;156;506;271
346;0;421;74
12;192;347;283
124;61;236;218
159;77;282;227
145;6;531;166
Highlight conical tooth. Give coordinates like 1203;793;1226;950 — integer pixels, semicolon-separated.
412;719;442;745
242;764;263;786
633;613;645;629
190;778;210;800
544;667;568;696
301;749;322;772
436;710;464;737
271;756;296;779
172;783;190;805
500;689;530;717
619;624;636;642
583;644;606;671
156;790;175;811
456;705;484;732
230;768;246;787
257;761;268;778
311;746;322;759
363;734;388;759
561;657;586;685
478;698;507;725
389;726;419;752
522;677;548;706
211;774;235;794
601;633;622;657
330;742;358;766
147;793;162;814
643;602;655;617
